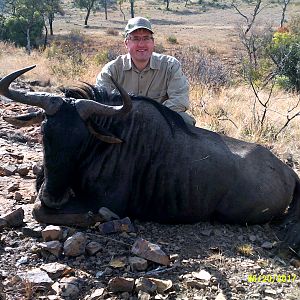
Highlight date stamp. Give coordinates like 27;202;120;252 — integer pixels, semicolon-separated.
247;274;297;283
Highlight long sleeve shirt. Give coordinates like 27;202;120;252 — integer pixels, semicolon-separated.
95;52;190;113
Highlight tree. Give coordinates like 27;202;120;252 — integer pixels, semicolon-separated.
73;0;97;26
44;0;64;36
2;0;45;53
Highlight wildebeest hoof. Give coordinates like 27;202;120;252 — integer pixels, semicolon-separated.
32;202;104;227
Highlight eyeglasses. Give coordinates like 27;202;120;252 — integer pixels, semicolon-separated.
127;36;154;43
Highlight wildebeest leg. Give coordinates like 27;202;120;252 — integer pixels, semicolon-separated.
32;196;105;227
282;180;300;251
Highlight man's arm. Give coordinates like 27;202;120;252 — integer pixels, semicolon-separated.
95;63;116;93
162;61;190;113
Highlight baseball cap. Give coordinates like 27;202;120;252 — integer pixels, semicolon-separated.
124;17;154;36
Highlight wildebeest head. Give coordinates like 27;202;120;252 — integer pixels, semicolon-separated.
0;65;132;209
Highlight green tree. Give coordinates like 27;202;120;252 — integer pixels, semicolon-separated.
268;28;300;92
2;0;44;53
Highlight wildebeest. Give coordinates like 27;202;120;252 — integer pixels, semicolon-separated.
1;65;300;249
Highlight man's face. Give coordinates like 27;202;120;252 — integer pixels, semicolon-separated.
125;29;154;65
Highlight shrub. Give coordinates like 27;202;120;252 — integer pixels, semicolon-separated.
106;28;119;36
2;13;44;48
167;35;178;44
267;29;300;92
44;30;88;79
177;47;231;89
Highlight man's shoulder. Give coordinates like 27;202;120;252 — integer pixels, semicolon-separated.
151;52;180;66
104;54;130;70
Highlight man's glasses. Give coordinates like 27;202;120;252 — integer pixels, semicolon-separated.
128;36;154;43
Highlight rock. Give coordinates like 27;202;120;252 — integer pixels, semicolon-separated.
131;238;170;266
215;292;226;300
107;277;135;293
98;207;120;221
86;241;102;256
7;183;19;192
40;262;73;280
42;225;63;241
261;241;273;249
192;270;211;281
186;279;209;289
0;164;17;176
98;217;135;234
138;290;151;300
200;229;212;236
16;163;30;176
128;256;148;271
264;288;277;296
15;256;28;267
57;276;81;298
2;207;24;227
40;240;63;257
109;257;127;269
290;258;300;268
22;224;43;238
17;268;53;289
87;288;105;299
135;277;157;294
64;232;87;257
14;191;23;201
32;163;42;175
148;278;172;293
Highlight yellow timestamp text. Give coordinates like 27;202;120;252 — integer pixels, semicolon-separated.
247;274;297;283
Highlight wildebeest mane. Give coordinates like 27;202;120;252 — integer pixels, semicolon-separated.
60;83;195;137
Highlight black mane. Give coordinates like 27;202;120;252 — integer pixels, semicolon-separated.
61;83;195;136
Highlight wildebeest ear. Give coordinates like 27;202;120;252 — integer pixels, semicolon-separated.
86;120;123;144
3;111;45;127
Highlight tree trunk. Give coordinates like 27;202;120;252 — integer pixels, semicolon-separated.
26;28;31;54
43;23;48;51
166;0;170;10
104;0;108;20
119;2;125;21
85;8;91;26
49;14;54;35
130;0;134;18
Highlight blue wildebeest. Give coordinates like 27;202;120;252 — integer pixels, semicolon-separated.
0;66;299;249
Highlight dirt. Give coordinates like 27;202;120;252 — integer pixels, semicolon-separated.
0;79;300;300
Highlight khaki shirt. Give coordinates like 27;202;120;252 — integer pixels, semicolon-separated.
96;52;190;113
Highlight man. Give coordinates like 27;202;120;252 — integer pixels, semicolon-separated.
96;16;196;126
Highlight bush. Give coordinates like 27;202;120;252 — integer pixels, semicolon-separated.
267;23;300;92
2;13;44;48
177;47;231;89
167;35;178;44
44;30;88;79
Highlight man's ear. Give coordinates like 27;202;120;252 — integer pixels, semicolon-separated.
124;38;129;49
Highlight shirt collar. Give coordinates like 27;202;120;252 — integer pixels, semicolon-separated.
124;53;161;71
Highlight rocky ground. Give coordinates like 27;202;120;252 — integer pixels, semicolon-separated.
0;80;300;300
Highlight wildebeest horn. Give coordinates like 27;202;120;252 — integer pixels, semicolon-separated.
75;76;132;120
0;65;63;115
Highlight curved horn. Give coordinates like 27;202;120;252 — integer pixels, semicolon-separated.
0;65;63;115
75;76;132;120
